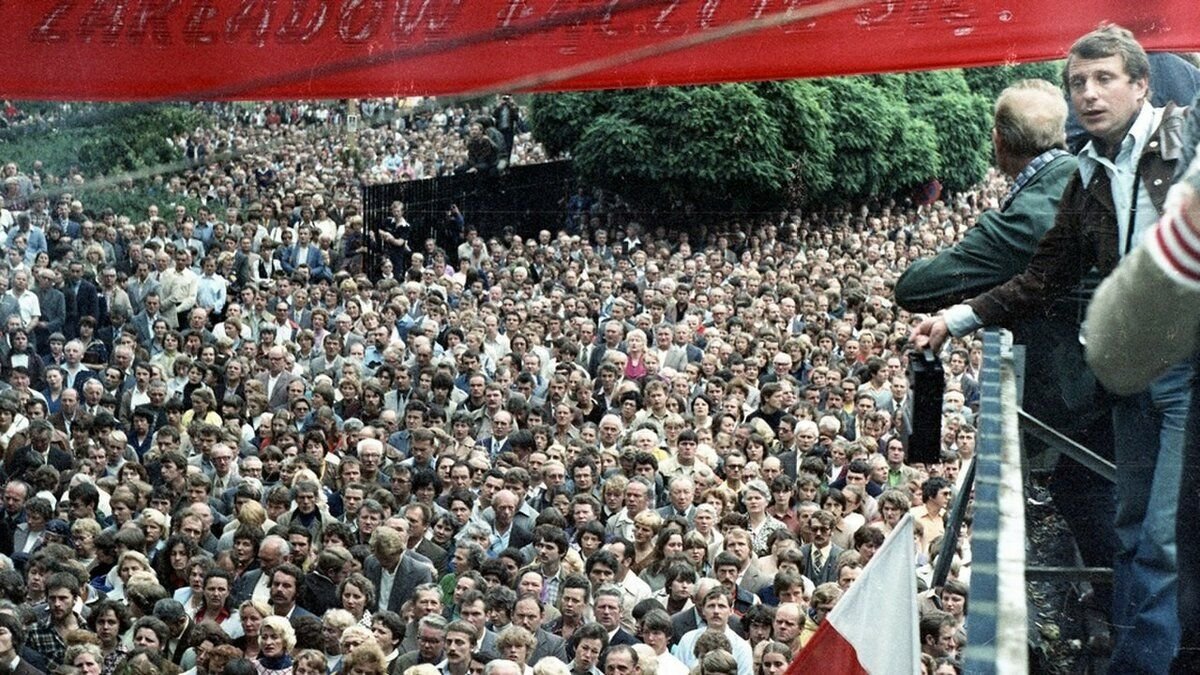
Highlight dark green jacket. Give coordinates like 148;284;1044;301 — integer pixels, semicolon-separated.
895;153;1077;313
895;153;1105;431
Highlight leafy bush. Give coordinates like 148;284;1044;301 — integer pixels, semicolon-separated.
963;61;1064;100
0;104;206;179
532;70;1003;214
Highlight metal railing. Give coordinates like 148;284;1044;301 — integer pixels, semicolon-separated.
963;329;1029;674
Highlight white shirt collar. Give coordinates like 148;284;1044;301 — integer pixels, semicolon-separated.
1078;102;1159;186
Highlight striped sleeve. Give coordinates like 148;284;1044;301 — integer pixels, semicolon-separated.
1146;202;1200;290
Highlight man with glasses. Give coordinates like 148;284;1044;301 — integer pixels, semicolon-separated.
721;455;747;493
393;614;448;673
265;301;298;344
800;511;842;585
209;445;240;498
356;438;389;487
479;411;513;460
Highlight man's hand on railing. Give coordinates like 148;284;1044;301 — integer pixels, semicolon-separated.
912;316;950;353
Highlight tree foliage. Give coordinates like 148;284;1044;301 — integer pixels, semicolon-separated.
817;76;903;200
529;93;602;158
753;81;835;203
72;186;204;222
534;85;796;210
0;104;206;179
77;106;206;176
911;91;993;193
962;60;1064;100
0;104;208;221
532;64;1055;213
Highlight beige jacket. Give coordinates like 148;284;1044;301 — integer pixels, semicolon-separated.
1085;195;1200;395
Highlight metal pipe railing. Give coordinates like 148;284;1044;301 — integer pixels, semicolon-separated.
963;329;1029;674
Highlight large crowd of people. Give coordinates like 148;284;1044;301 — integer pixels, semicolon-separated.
0;85;1020;675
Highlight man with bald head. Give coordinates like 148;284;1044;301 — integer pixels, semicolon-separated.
487;489;533;558
896;74;1120;641
897;77;1078;309
479;410;514;460
259;345;299;411
772;602;804;648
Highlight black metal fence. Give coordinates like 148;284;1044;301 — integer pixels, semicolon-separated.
361;160;576;279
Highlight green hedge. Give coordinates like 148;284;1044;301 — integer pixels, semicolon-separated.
1;104;207;182
0;104;210;220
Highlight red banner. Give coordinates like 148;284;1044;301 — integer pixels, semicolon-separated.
3;0;1200;100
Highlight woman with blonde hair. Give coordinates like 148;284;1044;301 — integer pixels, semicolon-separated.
631;645;659;675
341;643;387;675
630;511;664;575
68;643;106;675
235;599;272;661
293;650;328;675
338;625;377;658
139;508;170;557
221;500;272;546
495;626;536;674
601;475;628;522
72;517;103;571
82;243;107;277
182;388;222;429
109;551;157;604
255;615;296;675
532;657;572;675
623;329;648;381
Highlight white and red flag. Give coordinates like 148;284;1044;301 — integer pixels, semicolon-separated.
787;514;919;675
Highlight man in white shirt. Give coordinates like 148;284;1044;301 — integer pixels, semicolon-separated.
638;609;689;675
6;270;38;330
159;249;198;329
671;588;752;675
604;540;650;631
605;478;651;541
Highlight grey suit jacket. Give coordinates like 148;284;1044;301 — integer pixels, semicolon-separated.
800;543;844;585
655;505;696;525
34;287;65;349
531;627;568;663
414;538;449;576
131;311;163;348
739;559;774;595
364;553;433;614
258;371;299;412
